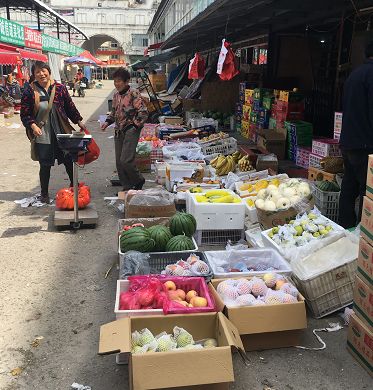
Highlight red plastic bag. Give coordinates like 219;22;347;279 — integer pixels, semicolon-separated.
55;183;91;210
217;39;239;81
188;52;205;79
78;129;100;165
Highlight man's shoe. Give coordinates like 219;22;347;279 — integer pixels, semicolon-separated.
37;194;50;204
133;178;145;190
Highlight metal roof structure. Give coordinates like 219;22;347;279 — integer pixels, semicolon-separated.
161;0;373;52
0;0;88;41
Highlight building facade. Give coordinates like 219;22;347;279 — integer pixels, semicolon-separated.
2;0;159;64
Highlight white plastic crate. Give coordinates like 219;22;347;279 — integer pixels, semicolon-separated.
190;117;219;130
312;139;341;158
115;280;163;319
309;153;323;169
312;187;340;222
200;137;237;157
194;229;244;246
186;189;245;230
205;249;292;278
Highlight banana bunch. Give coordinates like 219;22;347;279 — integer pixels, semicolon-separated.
195;190;241;203
231;151;244;163
238;155;254;172
210;155;236;176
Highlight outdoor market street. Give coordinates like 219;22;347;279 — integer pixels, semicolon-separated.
0;83;371;390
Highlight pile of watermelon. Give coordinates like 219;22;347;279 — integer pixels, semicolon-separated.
120;212;197;253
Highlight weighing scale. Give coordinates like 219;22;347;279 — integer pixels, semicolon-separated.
54;132;98;229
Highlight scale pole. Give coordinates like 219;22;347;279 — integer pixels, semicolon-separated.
73;162;79;225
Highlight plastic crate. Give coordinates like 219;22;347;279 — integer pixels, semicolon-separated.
205;249;292;278
200;137;237;157
309;153;323;169
147;251;213;281
194;229;244;246
291;258;357;318
312;186;340;222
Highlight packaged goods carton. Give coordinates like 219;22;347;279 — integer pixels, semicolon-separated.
257;129;286;160
367;155;373;201
361;196;373;247
357;238;373;287
209;278;307;351
353;276;373;331
99;313;245;389
347;313;373;378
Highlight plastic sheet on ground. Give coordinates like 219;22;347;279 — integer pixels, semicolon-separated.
14;194;52;207
71;384;91;390
119;251;153;279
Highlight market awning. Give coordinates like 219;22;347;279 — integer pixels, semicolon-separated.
64;56;97;65
18;48;47;62
161;0;373;51
0;50;22;65
79;50;105;66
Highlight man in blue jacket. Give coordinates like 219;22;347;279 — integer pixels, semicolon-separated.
339;42;373;228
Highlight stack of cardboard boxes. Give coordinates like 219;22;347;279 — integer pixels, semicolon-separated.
347;154;373;378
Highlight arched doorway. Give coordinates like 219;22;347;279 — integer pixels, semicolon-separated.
82;34;127;79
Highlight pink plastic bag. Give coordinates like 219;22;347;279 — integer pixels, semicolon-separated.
125;275;215;314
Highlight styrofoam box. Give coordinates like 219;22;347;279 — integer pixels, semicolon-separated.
244;199;258;223
205;249;292;278
261;220;346;255
118;236;198;262
235;174;289;197
115;280;163;319
186;189;245;230
155;161;167;184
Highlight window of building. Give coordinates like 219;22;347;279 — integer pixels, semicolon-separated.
116;14;125;24
135;14;145;25
97;13;106;24
111;55;119;60
76;13;87;24
111;42;118;48
132;34;148;47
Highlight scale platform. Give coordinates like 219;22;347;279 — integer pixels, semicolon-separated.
54;204;98;228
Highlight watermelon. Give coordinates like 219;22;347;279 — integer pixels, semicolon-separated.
170;212;197;237
120;227;155;253
147;225;172;252
166;235;195;252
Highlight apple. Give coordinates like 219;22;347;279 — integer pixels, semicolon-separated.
176;289;186;300
164;281;176;291
190;296;208;307
186;290;198;303
168;290;181;301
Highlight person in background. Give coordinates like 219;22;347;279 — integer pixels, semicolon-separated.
339;41;373;228
101;67;148;191
72;68;84;97
21;61;85;204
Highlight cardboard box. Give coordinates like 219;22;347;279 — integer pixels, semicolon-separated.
99;313;244;389
148;74;167;92
358;238;373;287
134;155;151;172
159;116;184;125
353;276;373;331
182;99;202;112
209;279;307;351
125;192;176;219
257;129;286;160
242;105;252;121
347;313;373;378
256;196;315;230
361;196;373;247
367;155;373;201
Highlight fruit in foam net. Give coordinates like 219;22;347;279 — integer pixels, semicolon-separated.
265;290;285;305
264;200;276;211
263;273;277;288
236;294;256;306
275;279;286;290
190;296;208;307
280;283;299;297
186;290;198;303
191;260;210;275
250;277;268;297
237;279;252;295
164;281;176;291
282;293;298;303
132;345;147;354
137;329;155;347
276;197;291;210
255;199;265;209
283;187;296;198
174;327;194;348
156;335;177;352
222;285;239;301
203;338;218;348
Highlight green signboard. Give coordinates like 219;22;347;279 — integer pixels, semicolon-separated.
0;18;24;46
0;16;84;57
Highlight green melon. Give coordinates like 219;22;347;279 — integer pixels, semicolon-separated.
147;225;172;252
170;212;197;237
120;227;155;253
165;235;195;252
